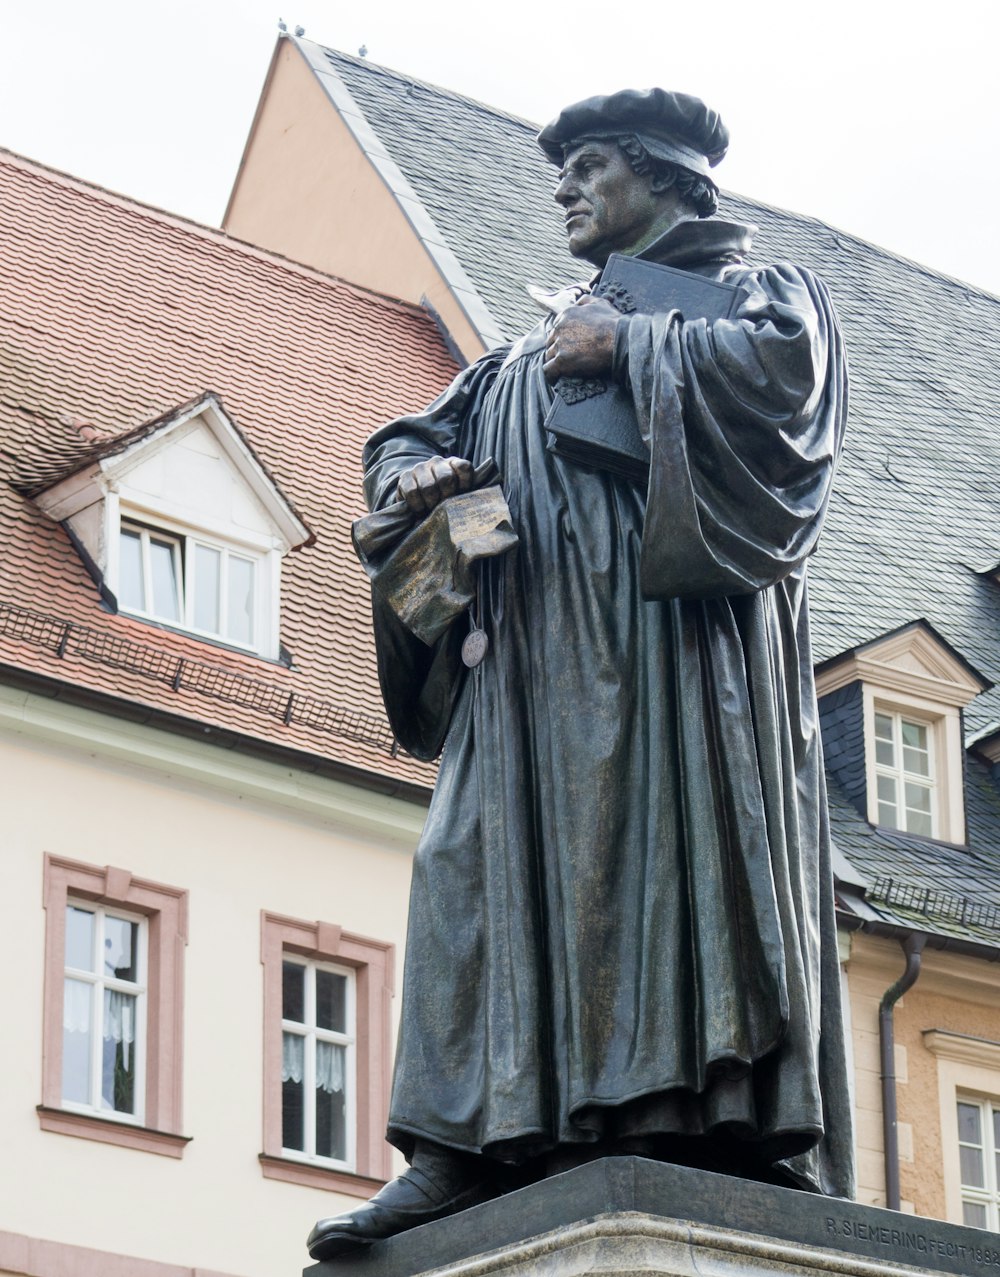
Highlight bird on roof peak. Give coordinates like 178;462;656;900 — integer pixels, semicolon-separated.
359;44;367;57
277;17;287;32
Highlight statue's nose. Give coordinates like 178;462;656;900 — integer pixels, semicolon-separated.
554;175;578;206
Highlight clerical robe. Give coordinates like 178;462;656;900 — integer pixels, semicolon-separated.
361;217;855;1198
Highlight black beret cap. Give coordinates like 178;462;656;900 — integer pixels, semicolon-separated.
537;88;729;178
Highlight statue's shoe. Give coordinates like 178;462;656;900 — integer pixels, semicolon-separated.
307;1163;498;1260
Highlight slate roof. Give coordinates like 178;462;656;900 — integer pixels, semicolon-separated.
313;47;1000;945
0;149;459;791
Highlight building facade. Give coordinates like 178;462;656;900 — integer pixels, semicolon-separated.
0;149;454;1277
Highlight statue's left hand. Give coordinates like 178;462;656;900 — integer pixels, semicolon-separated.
543;296;619;383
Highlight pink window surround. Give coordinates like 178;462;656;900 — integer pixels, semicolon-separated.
0;1228;239;1277
260;911;394;1195
40;854;189;1157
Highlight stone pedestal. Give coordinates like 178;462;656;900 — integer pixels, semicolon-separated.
306;1157;1000;1277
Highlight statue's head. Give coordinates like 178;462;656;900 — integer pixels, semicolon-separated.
537;88;729;267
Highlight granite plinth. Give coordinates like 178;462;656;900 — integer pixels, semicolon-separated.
305;1158;1000;1277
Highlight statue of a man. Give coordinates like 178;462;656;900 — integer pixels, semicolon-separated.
309;88;854;1261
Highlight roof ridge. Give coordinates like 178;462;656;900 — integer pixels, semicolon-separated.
0;147;446;322
305;54;1000;305
724;185;1000;303
316;42;542;134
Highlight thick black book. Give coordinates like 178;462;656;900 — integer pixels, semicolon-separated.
544;253;744;483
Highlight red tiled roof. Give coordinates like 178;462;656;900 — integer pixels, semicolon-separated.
0;150;460;790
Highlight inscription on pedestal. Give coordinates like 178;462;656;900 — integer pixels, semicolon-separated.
825;1214;1000;1271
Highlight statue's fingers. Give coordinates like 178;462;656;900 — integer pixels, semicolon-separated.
434;460;459;501
450;458;474;491
397;470;427;513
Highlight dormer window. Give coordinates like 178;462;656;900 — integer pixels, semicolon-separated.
816;621;991;845
118;519;260;650
32;394;312;661
872;710;935;837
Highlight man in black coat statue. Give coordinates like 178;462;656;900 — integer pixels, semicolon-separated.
309;86;855;1261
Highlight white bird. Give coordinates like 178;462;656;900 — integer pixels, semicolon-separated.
358;44;368;57
294;24;305;35
277;17;287;31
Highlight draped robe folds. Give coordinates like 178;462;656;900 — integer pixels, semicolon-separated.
362;217;855;1198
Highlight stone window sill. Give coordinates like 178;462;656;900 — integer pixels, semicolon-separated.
259;1153;385;1198
37;1106;191;1158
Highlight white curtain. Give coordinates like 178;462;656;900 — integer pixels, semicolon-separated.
63;985;135;1071
103;991;136;1070
316;1041;345;1095
282;1033;305;1084
63;981;91;1034
282;1034;344;1094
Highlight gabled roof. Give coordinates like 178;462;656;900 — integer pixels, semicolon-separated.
308;44;583;343
301;45;1000;740
30;392;313;551
0;149;460;791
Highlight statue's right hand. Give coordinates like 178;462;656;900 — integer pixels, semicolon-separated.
396;457;474;515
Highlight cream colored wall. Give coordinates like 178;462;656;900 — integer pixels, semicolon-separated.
224;41;485;362
844;930;1000;1220
0;686;419;1277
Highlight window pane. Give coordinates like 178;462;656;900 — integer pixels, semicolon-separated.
964;1200;988;1229
902;744;930;777
102;990;137;1114
282;961;305;1023
904;781;933;835
958;1101;983;1144
875;738;894;767
104;915;138;982
62;978;92;1104
119;529;144;611
904;782;932;813
874;713;894;742
877;774;897;804
316;970;347;1033
315;1041;347;1161
960;1143;986;1188
194;544;221;633
149;538;180;621
65;905;94;972
281;1032;305;1151
228;556;255;646
900;719;928;751
876;774;897;826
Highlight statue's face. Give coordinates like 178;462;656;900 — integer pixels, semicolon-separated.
554;140;664;267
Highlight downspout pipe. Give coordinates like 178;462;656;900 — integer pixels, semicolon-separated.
879;932;927;1210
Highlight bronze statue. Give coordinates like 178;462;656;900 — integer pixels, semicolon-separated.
309;87;854;1261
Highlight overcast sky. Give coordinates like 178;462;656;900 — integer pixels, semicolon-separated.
1;0;997;296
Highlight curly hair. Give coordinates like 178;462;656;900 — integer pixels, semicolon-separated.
616;134;719;218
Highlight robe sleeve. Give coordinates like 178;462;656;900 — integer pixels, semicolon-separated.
618;263;847;600
360;349;509;761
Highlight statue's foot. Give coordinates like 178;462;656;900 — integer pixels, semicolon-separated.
307;1147;497;1260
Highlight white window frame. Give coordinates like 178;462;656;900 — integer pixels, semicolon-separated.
814;624;985;847
280;956;357;1173
115;509;269;655
924;1030;1000;1229
871;705;938;838
62;900;148;1126
861;685;964;843
956;1094;1000;1229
